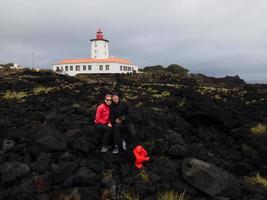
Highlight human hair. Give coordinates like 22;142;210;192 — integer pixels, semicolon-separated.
105;94;112;99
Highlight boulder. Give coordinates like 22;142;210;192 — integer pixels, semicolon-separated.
65;167;97;187
168;144;188;157
31;152;51;173
182;158;241;199
1;162;30;185
72;135;95;153
3;139;15;152
50;186;99;200
33;173;51;193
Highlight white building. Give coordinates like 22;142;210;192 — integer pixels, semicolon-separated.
53;29;138;76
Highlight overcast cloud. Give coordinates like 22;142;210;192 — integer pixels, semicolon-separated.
0;0;266;82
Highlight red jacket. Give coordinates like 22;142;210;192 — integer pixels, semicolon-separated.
94;103;111;125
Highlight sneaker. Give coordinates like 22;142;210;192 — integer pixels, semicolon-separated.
101;146;109;153
122;140;127;150
112;146;119;154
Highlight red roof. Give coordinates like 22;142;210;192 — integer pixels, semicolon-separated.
57;57;132;65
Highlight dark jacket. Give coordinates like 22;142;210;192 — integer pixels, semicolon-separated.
110;101;133;125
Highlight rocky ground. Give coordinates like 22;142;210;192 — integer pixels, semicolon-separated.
0;69;267;200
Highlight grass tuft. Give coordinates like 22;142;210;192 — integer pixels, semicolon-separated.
137;169;150;183
2;90;28;100
247;173;267;187
250;123;267;135
157;191;188;200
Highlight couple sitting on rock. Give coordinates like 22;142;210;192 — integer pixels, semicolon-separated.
94;92;139;154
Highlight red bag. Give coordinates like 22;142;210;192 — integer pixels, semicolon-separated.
133;145;150;169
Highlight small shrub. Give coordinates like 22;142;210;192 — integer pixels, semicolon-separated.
250;123;267;135
247;173;267;187
157;191;188;200
137;169;150;183
115;189;139;200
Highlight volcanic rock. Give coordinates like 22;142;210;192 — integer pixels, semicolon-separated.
182;158;241;199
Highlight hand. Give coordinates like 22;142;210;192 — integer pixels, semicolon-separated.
107;123;112;127
116;118;122;124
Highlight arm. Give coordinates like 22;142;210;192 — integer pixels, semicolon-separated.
95;105;107;125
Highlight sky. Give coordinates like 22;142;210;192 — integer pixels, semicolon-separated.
0;0;266;83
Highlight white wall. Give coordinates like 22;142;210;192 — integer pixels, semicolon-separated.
53;62;138;76
91;40;109;59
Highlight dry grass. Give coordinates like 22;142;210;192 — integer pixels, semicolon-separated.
247;173;267;187
250;123;267;135
137;169;150;183
33;86;56;94
157;191;188;200
119;191;139;200
2;90;28;100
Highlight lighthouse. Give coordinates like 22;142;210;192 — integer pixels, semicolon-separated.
90;28;109;59
53;29;138;76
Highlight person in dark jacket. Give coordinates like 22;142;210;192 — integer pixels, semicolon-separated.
110;92;139;154
94;94;112;153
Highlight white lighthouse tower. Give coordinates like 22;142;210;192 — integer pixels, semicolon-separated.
90;28;109;59
53;28;139;76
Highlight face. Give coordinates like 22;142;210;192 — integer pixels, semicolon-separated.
112;95;119;104
105;96;112;105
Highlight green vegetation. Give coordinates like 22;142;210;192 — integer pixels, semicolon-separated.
152;91;170;98
250;123;267;135
247;173;267;187
2;90;28;100
166;64;189;76
157;191;188;200
143;64;189;76
33;86;56;94
115;189;139;200
1;86;58;100
137;169;150;183
143;65;165;72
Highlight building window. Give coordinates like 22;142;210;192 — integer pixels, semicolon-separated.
120;66;123;71
99;65;103;70
95;43;97;47
88;65;91;70
95;50;97;53
65;66;68;71
70;66;73;71
123;66;127;71
61;66;63;71
105;65;109;70
128;67;131;71
56;67;60;71
76;65;80;71
83;65;86;70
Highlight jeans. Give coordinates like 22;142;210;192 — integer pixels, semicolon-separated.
113;123;139;148
95;125;112;147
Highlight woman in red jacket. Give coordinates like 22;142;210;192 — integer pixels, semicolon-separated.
94;94;113;152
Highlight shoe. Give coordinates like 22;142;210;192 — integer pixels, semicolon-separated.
122;140;127;150
112;146;119;154
101;146;109;153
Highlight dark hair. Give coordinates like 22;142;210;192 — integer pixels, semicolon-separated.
112;92;119;97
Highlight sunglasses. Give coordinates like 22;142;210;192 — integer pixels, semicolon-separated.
105;99;111;101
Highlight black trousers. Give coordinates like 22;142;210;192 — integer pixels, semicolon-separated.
95;125;112;147
113;123;139;148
